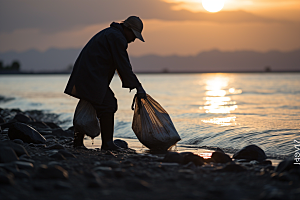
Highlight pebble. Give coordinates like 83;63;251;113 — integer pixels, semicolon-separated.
46;144;65;150
14;161;34;169
0;172;14;185
54;181;72;189
233;145;267;161
13;139;24;145
0;146;19;163
36;165;69;180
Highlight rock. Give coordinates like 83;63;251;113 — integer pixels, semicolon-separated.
13;113;33;123
50;153;66;160
0;121;17;130
0;147;19;163
233;145;267;161
46;144;65;150
54;181;71;189
215;147;225;154
114;139;128;149
85;172;104;188
0;172;14;185
13;139;24;145
216;163;247;173
8;122;46;144
36;165;69;179
0;141;30;157
58;150;76;158
275;157;300;173
163;152;184;164
181;152;204;166
0;126;2;134
44;122;61;129
211;151;232;163
13;170;31;179
27;121;51;129
51;128;73;138
14;161;34;169
101;160;120;168
126;179;151;191
0;116;5;124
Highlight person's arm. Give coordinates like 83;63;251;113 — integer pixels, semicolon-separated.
107;33;146;96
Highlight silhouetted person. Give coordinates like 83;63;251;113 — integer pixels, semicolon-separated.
64;16;146;150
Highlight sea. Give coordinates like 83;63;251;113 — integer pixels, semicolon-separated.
0;73;299;159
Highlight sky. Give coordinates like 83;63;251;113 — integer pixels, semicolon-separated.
0;0;300;56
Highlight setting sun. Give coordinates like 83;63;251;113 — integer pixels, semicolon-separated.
202;0;225;13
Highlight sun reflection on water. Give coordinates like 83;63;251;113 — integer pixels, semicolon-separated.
200;75;242;126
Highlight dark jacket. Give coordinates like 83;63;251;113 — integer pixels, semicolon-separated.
64;22;142;106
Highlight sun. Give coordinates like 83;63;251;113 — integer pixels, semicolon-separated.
202;0;225;13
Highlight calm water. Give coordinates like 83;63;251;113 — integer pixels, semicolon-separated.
0;73;299;158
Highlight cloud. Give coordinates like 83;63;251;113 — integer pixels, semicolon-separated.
0;0;286;34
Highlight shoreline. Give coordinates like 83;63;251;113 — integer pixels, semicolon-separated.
1;107;300;199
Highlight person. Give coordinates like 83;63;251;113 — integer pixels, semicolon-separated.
64;16;146;150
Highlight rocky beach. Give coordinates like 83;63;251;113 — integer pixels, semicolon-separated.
1;107;300;200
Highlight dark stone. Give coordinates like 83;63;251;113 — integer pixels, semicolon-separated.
275;157;300;173
13;170;31;179
44;122;61;129
54;181;71;189
0;147;19;163
13;113;32;123
58;150;76;158
8;122;46;144
51;128;73;138
86;172;104;188
114;139;128;149
13;139;24;145
36;165;69;179
50;153;66;160
0;126;2;134
14;161;34;169
67;126;74;131
181;152;204;166
126;179;151;191
216;163;247;172
233;145;267;161
0;172;14;185
26;121;52;132
0;121;17;130
0;116;5;124
163;152;184;164
211;151;232;163
215;147;225;154
47;144;65;150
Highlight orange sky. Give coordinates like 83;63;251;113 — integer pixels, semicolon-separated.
0;0;299;56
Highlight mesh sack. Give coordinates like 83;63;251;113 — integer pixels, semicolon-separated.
132;94;181;151
73;99;100;139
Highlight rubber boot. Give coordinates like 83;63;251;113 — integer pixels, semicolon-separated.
99;113;122;151
73;132;85;148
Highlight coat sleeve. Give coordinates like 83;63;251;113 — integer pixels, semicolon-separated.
107;33;142;90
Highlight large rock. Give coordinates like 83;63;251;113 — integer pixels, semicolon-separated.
0;147;19;163
8;122;46;144
26;121;52;132
13;113;33;123
233;145;267;161
211;151;232;163
275;158;300;173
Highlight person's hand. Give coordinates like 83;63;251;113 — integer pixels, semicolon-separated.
136;86;146;99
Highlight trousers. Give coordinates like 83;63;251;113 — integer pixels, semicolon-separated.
90;87;118;118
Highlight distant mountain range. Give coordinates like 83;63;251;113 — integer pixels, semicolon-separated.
0;48;299;73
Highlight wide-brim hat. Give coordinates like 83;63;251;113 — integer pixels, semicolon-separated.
123;16;145;42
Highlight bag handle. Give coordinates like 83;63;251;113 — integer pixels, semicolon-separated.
131;94;137;111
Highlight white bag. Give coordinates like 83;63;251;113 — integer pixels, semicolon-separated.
73;99;100;139
132;94;181;151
